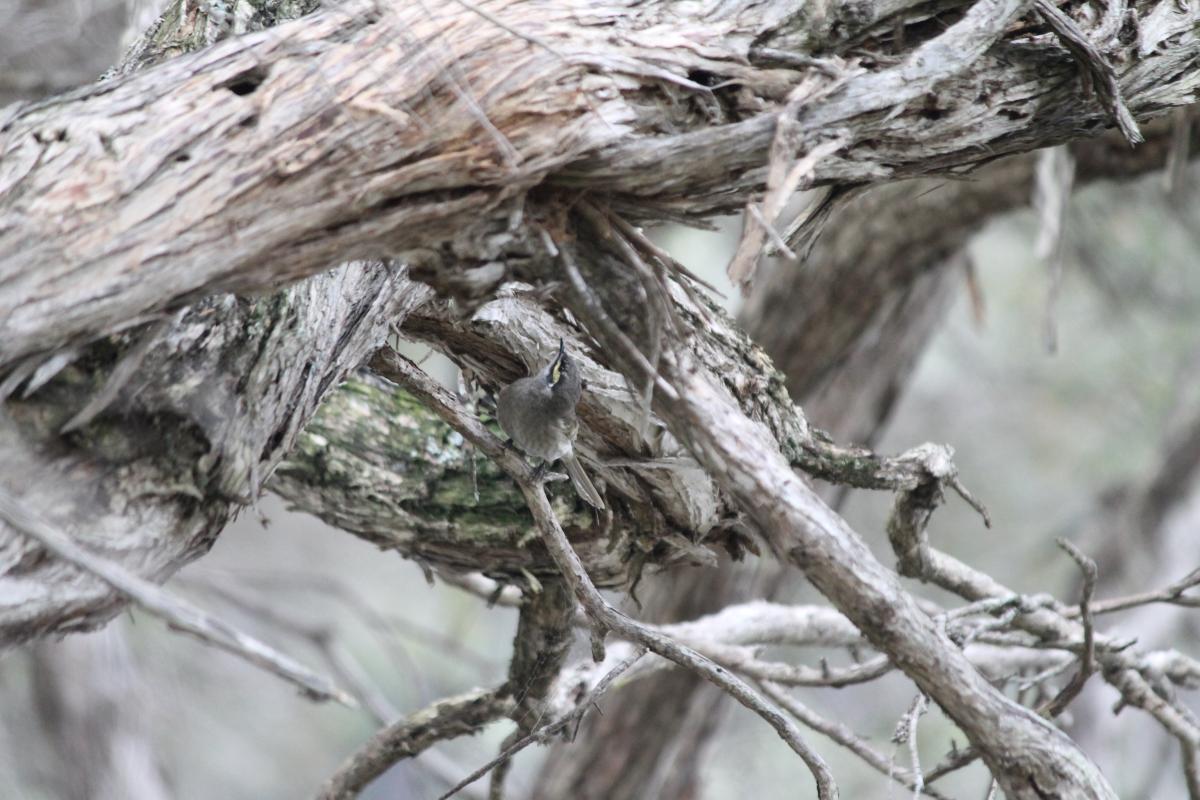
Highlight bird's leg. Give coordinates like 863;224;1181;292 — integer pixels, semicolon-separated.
531;461;548;483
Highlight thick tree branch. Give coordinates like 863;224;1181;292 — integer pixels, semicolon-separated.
553;223;1116;797
3;0;1199;360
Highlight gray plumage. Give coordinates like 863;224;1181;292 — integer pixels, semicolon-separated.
497;340;605;510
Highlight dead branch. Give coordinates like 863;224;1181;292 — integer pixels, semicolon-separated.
0;266;430;646
555;227;1116;798
372;347;840;800
1039;539;1098;717
435;649;647;800
316;689;514;800
884;518;1200;791
0;487;354;706
760;682;951;800
483;580;577;798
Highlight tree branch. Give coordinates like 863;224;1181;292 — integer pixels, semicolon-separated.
555;222;1116;798
761;681;951;800
0;487;353;705
372;347;840;800
316;689;514;800
4;0;1198;360
0;265;430;646
435;649;647;800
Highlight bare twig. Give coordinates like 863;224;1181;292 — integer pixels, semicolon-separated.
487;731;520;800
0;488;355;706
1183;744;1200;800
548;230;679;403
897;540;1200;775
761;682;952;800
604;212;724;296
186;569;497;673
801;439;990;528
892;693;930;800
698;643;892;687
1075;567;1200;616
185;572;467;733
574;202;674;430
1038;539;1098;717
747;203;798;259
727;123;848;289
947;476;993;529
435;649;646;800
926;744;979;784
317;689;514;800
436;570;525;608
183;576;402;722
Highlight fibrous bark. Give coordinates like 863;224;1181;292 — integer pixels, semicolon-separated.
3;0;1199;360
0;264;426;645
746;118;1200;411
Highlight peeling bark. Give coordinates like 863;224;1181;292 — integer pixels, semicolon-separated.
0;264;426;645
3;0;1199;360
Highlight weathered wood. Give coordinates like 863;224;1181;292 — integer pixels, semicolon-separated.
2;1;1199;794
551;221;1117;798
0;265;427;645
747;117;1200;409
3;0;1199;361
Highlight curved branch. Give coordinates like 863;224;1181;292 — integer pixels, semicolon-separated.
317;688;513;800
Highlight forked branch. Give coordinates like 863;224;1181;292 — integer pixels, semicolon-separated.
371;347;840;800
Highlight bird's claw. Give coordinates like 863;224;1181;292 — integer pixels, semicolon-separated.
530;462;569;486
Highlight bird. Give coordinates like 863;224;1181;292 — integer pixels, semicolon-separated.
496;339;605;510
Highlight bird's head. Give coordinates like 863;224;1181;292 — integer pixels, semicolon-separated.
544;338;568;387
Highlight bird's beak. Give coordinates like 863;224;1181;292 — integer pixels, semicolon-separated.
548;339;566;385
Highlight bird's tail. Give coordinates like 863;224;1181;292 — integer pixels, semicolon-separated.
562;453;605;510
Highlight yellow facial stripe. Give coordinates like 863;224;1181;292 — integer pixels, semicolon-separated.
550;361;562;384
